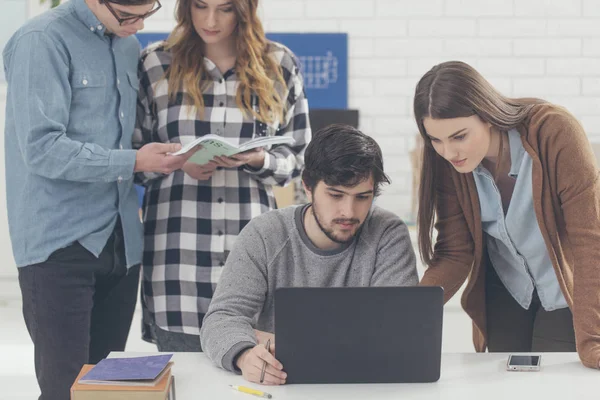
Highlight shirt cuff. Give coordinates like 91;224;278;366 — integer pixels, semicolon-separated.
222;341;256;373
108;149;137;181
243;151;271;175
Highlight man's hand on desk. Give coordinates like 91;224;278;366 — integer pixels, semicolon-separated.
236;345;286;385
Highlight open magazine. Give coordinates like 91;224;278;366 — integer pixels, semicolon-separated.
172;134;295;165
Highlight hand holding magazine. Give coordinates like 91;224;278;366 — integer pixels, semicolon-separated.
172;134;295;166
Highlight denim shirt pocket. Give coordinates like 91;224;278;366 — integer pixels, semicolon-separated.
71;72;106;105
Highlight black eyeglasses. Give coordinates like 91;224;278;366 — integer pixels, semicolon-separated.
104;0;162;26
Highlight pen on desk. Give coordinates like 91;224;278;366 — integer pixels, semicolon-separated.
259;338;271;384
230;385;273;399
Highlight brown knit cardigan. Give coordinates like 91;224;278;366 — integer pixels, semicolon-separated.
420;103;600;369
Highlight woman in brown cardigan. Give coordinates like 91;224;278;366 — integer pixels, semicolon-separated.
413;61;600;369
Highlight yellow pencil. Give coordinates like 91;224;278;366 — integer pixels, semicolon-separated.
229;385;273;399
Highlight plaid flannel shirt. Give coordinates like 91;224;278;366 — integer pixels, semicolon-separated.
133;40;311;337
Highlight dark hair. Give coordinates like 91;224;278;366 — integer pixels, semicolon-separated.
413;60;544;266
302;124;390;196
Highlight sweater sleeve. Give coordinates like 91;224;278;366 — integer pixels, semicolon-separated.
419;159;474;302
199;221;268;372
370;217;418;286
548;112;600;370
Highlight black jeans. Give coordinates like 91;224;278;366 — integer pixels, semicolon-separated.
154;325;202;352
485;263;576;352
18;223;140;400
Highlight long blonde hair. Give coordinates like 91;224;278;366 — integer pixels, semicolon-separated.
413;61;544;266
165;0;286;124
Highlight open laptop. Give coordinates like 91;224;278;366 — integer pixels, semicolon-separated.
274;286;444;384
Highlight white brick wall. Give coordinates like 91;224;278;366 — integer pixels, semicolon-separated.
1;0;598;231
129;0;593;221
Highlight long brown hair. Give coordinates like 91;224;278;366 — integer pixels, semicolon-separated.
413;61;543;266
165;0;286;124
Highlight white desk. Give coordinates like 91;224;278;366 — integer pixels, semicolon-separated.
111;352;597;399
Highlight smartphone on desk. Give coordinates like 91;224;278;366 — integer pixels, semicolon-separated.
506;354;541;371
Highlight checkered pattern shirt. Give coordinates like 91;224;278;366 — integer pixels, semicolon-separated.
133;40;311;337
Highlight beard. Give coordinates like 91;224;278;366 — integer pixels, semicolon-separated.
311;203;361;244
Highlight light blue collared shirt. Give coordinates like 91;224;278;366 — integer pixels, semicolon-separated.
3;0;142;267
472;129;567;311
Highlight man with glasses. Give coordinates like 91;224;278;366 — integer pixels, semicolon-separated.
104;0;162;27
2;0;186;399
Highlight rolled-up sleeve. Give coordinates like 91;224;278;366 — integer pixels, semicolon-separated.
244;53;311;187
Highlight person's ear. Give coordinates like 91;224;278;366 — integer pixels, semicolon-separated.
302;180;313;203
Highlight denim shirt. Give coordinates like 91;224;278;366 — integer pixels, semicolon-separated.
3;0;142;267
472;129;567;311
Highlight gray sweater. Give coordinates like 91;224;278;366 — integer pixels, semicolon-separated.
200;204;418;372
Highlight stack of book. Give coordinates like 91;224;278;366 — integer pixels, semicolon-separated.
70;354;175;400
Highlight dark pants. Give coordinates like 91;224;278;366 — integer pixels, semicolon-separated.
154;325;202;352
485;263;576;352
18;223;140;400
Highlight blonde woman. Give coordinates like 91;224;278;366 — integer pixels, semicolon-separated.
133;0;311;351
